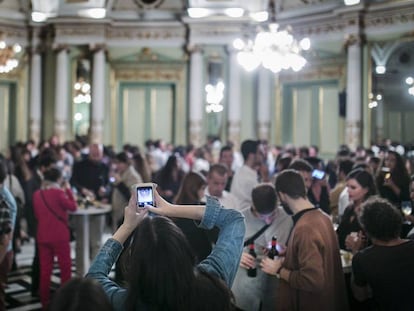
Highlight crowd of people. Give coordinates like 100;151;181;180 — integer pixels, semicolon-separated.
0;134;413;310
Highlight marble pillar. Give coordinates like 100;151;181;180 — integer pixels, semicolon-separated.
90;47;105;144
29;50;42;144
227;48;241;149
54;47;69;143
257;68;271;141
345;36;363;150
188;46;204;147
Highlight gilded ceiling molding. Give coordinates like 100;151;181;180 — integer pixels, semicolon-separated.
281;64;346;82
114;67;185;82
106;26;185;41
54;24;106;38
279;0;330;11
364;6;414;30
0;24;27;47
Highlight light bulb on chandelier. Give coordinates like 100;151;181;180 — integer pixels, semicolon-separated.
233;23;310;73
0;36;22;73
233;0;310;73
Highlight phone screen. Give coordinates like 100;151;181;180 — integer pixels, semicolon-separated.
136;186;154;208
312;169;325;180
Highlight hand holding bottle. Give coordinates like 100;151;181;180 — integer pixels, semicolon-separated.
239;251;257;270
260;256;284;276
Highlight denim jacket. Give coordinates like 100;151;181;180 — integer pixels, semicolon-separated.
86;196;245;310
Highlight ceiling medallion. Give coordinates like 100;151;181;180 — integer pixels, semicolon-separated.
133;0;165;9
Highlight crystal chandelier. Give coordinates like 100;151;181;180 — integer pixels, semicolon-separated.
233;1;310;73
0;34;22;73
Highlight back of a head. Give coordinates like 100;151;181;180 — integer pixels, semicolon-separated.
360;198;402;241
252;183;277;214
275;169;307;199
191;269;235;311
49;277;112;311
240;140;259;161
288;159;313;173
339;159;355;176
115;151;130;164
43;167;62;183
37;150;57;169
276;155;292;172
125;216;196;311
304;156;323;170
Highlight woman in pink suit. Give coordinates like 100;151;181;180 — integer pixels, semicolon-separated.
33;167;77;309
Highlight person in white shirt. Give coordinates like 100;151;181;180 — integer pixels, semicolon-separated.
230;140;262;211
232;183;293;311
203;164;238;210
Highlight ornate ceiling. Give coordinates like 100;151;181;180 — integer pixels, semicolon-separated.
0;0;413;103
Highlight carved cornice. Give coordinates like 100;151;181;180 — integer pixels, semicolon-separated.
106;26;185;41
364;6;414;31
281;62;346;82
54;24;106;38
278;5;414;42
114;66;185;81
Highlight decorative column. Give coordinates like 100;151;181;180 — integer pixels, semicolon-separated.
29;48;42;144
345;35;363;150
227;47;241;149
54;46;70;143
376;100;384;144
90;46;106;144
257;67;271;141
188;45;204;147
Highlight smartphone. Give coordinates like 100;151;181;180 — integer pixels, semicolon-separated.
312;169;325;180
135;183;155;208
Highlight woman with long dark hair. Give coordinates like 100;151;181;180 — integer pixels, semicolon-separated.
153;155;184;203
376;150;410;208
86;188;245;311
174;172;217;263
336;168;377;252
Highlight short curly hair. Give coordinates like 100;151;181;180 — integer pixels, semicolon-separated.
359;198;402;241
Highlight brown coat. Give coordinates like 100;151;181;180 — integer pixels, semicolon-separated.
278;209;349;311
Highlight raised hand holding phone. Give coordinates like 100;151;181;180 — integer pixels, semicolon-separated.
135;183;156;208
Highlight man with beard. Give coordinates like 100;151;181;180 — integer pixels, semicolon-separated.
261;169;348;311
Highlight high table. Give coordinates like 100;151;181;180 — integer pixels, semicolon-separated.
70;203;112;274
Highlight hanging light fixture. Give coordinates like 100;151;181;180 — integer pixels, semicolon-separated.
0;33;22;73
406;76;414;96
233;0;310;73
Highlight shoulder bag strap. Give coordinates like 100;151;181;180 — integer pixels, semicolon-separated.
243;223;270;247
40;190;67;225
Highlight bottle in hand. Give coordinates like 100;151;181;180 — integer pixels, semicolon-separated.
268;236;279;259
247;242;257;277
